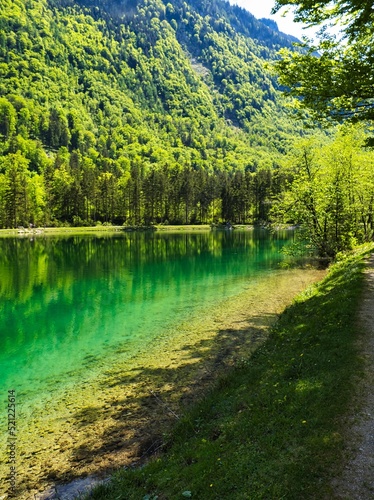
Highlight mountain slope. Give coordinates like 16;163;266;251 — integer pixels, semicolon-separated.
0;0;308;227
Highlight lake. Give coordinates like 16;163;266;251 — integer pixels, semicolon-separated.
0;229;323;497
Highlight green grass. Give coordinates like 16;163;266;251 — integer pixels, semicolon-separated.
85;244;373;500
0;224;213;237
0;225;123;236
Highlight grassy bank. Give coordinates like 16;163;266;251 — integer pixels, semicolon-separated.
0;224;213;237
83;243;373;500
0;225;124;236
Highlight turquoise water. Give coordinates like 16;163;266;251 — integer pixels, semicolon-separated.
0;230;295;406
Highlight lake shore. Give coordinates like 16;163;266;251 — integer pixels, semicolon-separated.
0;224;213;237
0;223;289;237
5;265;325;500
76;244;374;500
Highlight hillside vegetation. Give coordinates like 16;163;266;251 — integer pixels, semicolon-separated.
1;0;373;252
0;0;310;228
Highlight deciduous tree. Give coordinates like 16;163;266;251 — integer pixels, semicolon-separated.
273;0;374;122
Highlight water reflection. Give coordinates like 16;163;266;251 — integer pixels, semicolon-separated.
0;230;295;398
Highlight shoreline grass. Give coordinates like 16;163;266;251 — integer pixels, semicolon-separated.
0;223;292;237
0;224;213;237
84;243;374;500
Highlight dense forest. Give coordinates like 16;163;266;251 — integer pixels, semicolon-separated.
0;0;373;256
0;0;312;228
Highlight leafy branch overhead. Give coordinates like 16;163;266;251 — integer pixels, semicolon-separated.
273;0;374;38
273;0;374;122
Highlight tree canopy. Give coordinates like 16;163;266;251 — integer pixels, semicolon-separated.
272;125;374;257
273;0;374;122
273;0;374;39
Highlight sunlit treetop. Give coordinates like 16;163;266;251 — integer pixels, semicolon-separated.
273;0;374;123
273;0;374;39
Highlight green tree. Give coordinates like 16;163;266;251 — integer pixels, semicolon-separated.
273;126;374;257
97;172;117;223
28;172;45;226
46;108;70;149
273;0;374;122
50;149;74;223
1;152;30;228
275;37;374;122
0;98;17;141
273;0;374;38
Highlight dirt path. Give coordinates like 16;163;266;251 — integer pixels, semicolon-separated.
333;253;374;499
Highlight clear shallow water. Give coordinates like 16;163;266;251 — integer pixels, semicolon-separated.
0;230;296;410
1;229;321;497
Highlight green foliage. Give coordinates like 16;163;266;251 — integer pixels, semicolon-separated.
273;0;374;39
273;0;374;122
0;97;17;140
275;37;374;122
0;151;45;227
0;0;312;228
272;125;374;257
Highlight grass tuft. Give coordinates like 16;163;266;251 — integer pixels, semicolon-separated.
85;244;374;500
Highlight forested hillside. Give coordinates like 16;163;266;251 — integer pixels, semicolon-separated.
0;0;310;227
